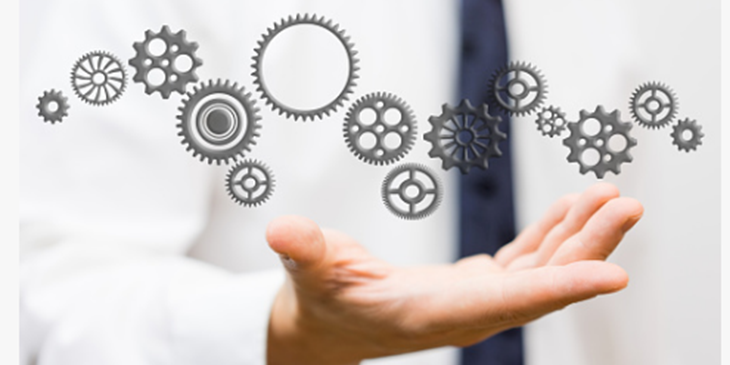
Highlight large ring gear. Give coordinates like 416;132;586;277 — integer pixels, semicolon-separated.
36;89;70;124
488;61;547;116
629;81;678;129
563;106;638;179
423;99;506;174
177;79;261;165
535;106;567;138
381;163;442;220
252;13;360;121
670;118;703;152
70;51;127;106
226;159;275;207
344;92;416;165
129;25;203;99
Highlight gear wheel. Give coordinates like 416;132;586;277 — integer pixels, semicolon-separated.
70;51;127;106
629;81;678;129
226;159;275;207
535;106;567;137
423;99;506;174
129;25;203;99
670;118;703;152
343;92;416;165
563;106;638;179
252;13;360;121
488;61;547;116
177;79;261;165
381;163;442;220
36;89;69;124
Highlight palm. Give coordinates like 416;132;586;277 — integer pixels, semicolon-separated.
266;183;643;363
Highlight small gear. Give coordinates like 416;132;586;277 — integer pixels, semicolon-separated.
670;118;703;152
226;159;275;207
423;99;506;174
343;92;416;165
535;106;567;138
129;25;203;99
177;79;261;165
629;81;678;129
252;13;360;121
488;61;547;116
70;51;127;106
381;163;442;220
563;106;638;179
36;89;69;124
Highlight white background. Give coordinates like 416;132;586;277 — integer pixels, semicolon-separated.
2;1;728;365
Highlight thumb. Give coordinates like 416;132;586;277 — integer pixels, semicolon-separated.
266;215;329;283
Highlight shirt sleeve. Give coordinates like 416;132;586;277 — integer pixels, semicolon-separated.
20;1;285;363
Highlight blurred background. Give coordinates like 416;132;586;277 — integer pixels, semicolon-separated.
20;0;719;364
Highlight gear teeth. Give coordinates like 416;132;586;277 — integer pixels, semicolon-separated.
177;79;262;165
343;92;417;166
629;81;678;129
128;25;203;99
488;61;547;117
563;106;636;179
36;89;70;124
226;159;275;207
670;118;703;152
381;163;442;220
423;99;506;174
251;13;359;122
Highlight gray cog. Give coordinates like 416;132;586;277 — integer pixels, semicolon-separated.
629;81;678;129
535;106;567;137
251;13;360;121
36;89;69;124
129;25;203;99
563;106;637;179
177;79;261;165
670;118;703;152
489;61;547;116
226;159;275;207
423;99;506;174
71;51;126;106
344;92;416;165
381;163;442;220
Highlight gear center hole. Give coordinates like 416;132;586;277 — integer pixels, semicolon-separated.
681;129;694;141
457;129;475;145
260;23;350;111
507;79;528;98
404;184;421;200
45;101;59;113
207;110;232;135
646;98;662;113
243;177;257;190
91;72;107;85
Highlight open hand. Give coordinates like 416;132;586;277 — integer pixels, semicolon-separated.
265;183;643;365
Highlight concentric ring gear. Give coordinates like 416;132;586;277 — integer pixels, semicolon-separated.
343;92;416;165
563;106;638;179
177;79;261;165
423;99;506;174
129;25;203;99
535;106;567;138
36;89;69;124
381;163;442;220
488;61;547;116
670;118;703;152
70;51;126;106
251;13;360;121
629;81;678;129
226;159;275;207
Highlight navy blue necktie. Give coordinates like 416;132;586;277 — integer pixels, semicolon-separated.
458;0;524;364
